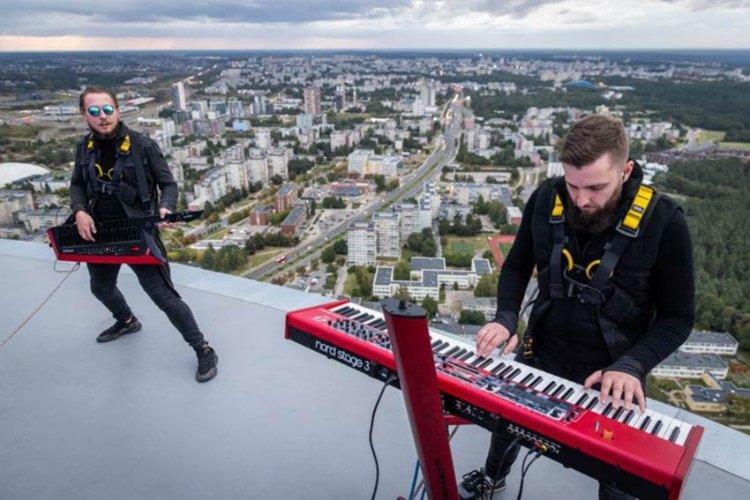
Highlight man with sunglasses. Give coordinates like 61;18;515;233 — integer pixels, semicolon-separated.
70;86;218;383
459;115;695;499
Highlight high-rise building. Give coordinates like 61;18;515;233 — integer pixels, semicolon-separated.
373;212;400;259
172;82;189;111
255;128;272;150
252;95;268;115
347;222;376;266
268;149;289;179
247;154;269;184
334;86;347;112
303;86;321;116
161;119;176;138
394;203;422;242
227;98;244;119
419;80;436;107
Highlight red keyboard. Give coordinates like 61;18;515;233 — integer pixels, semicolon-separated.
48;211;201;265
286;300;703;500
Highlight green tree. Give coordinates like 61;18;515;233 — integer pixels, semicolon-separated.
333;239;348;255
422;296;439;319
474;272;498;297
321;245;336;264
201;244;216;270
459;310;487;325
394;260;411;280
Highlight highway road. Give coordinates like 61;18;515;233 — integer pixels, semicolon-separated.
245;99;466;281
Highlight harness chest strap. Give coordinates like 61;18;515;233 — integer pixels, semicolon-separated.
548;184;660;295
83;132;152;213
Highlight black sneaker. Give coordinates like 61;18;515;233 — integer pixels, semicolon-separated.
96;316;141;343
195;345;218;383
458;468;505;499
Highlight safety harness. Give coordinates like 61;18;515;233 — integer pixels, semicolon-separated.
549;183;661;305
83;132;153;214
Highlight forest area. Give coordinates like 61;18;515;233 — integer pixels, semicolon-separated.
658;158;750;350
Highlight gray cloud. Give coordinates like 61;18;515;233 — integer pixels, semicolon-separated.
0;0;571;36
660;0;750;9
1;0;748;42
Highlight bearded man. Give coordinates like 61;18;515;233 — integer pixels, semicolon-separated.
459;114;695;499
70;86;218;383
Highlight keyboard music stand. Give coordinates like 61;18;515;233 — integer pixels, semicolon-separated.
382;298;460;500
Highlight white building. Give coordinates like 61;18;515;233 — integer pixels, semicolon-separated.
194;168;228;204
227;98;244;119
347;222;376;266
347;149;372;175
330;131;348;151
547;161;564;178
372;258;492;302
367;155;402;177
224;161;249;191
394;202;423;241
679;331;739;356
247;154;269;184
268;149;289;180
653;352;729;380
161;119;176;138
373;212;400;259
255;128;272;150
0;190;34;225
172;82;189;111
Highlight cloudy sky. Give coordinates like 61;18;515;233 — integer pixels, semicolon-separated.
1;0;749;52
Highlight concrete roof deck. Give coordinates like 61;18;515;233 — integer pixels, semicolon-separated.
1;239;749;500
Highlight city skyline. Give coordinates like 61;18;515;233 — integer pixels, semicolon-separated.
1;0;749;52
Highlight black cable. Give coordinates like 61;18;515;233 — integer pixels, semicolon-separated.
486;435;522;500
370;374;398;500
516;449;542;500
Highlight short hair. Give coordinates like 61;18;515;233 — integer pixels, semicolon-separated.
79;86;119;111
561;114;629;168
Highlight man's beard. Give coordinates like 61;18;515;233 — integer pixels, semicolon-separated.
93;123;119;140
567;192;622;235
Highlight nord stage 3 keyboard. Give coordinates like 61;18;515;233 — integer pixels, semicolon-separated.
48;211;202;265
286;300;703;500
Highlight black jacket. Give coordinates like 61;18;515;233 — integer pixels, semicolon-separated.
70;123;178;218
493;163;695;378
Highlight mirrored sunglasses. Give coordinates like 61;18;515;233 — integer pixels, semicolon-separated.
87;104;116;117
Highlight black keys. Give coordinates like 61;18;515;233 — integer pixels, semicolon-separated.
459;351;475;362
612;407;624;421
520;374;534;385
529;376;543;389
623;410;635;425
650;420;663;436
491;362;506;375
478;358;494;370
433;342;450;353
561;388;575;401
550;385;565;398
639;416;652;431
444;346;460;357
601;402;613;417
586;397;599;410
542;381;556;394
668;426;681;443
575;394;589;406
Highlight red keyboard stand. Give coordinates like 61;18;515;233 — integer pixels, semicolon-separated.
382;298;460;500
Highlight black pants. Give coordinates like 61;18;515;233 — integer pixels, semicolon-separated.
483;356;637;500
87;262;205;348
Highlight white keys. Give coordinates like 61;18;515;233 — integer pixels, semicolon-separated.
329;302;696;446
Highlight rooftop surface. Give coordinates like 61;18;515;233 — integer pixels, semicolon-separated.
1;239;749;500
